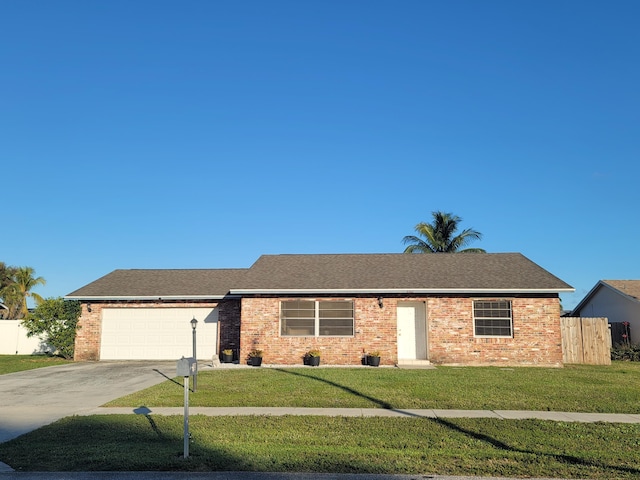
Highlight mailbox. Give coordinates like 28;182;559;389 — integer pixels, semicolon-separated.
176;357;196;377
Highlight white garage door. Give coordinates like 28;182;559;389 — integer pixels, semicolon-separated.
101;307;217;360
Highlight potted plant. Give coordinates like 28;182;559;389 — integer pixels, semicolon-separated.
221;349;233;363
367;351;381;367
304;349;321;366
248;349;263;367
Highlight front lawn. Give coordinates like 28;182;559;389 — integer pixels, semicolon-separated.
106;362;640;413
0;354;72;375
1;415;639;479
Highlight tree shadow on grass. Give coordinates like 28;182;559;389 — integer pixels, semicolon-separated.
434;417;640;477
1;414;638;477
0;415;257;472
274;368;395;409
0;415;405;474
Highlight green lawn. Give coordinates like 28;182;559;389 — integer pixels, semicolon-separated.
1;414;639;479
0;354;72;375
106;362;640;413
3;361;640;477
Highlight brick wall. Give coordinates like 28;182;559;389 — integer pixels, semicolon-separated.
239;295;563;367
240;297;395;365
74;303;101;361
75;295;563;366
428;296;563;366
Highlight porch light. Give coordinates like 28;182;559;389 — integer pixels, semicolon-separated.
377;297;384;308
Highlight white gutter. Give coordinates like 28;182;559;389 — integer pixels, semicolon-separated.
63;295;233;301
229;288;575;295
65;287;574;301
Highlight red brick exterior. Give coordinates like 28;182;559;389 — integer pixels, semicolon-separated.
74;303;102;361
75;295;563;366
238;295;563;366
240;297;393;365
427;296;563;366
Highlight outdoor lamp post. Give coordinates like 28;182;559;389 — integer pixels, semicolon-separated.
190;317;198;392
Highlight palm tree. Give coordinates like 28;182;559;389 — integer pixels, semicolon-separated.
0;262;15;296
11;267;46;318
0;263;10;318
0;262;20;318
403;211;485;253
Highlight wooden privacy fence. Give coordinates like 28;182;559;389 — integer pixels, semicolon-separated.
610;322;631;345
561;317;611;365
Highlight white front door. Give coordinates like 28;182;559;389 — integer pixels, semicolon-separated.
397;302;427;361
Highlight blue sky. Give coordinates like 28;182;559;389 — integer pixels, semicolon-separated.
2;1;638;309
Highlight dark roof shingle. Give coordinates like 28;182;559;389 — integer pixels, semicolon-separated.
66;253;573;299
602;280;640;301
234;253;573;292
66;269;248;299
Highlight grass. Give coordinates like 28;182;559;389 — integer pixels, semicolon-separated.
1;414;639;478
3;361;640;476
106;362;640;413
0;354;71;375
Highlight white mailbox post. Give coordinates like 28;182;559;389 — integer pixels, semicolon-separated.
176;356;196;458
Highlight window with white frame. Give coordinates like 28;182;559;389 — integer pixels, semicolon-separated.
473;300;512;337
280;300;354;337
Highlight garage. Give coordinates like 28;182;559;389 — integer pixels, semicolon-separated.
100;307;218;360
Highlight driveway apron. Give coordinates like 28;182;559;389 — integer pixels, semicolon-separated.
0;361;176;443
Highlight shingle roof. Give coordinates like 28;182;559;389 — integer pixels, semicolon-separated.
66;269;248;299
570;279;640;316
601;280;640;301
65;253;573;299
233;253;573;293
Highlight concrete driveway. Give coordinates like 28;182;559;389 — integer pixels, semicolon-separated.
0;361;176;443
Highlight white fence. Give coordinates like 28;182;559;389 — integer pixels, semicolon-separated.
0;320;50;355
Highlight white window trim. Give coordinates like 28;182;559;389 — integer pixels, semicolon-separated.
280;299;354;337
473;299;513;338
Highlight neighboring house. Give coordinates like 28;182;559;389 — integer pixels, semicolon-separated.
570;280;640;344
66;253;573;367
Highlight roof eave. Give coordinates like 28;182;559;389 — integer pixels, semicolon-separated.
571;280;640;316
230;288;575;295
570;280;606;315
63;295;232;301
603;282;640;305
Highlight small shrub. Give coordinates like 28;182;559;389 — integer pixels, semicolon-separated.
21;298;81;359
248;349;263;358
611;343;640;361
306;349;321;358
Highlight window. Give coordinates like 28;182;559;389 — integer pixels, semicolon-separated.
473;300;512;337
281;300;354;336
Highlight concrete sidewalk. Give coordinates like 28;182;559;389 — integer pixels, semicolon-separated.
80;406;640;423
